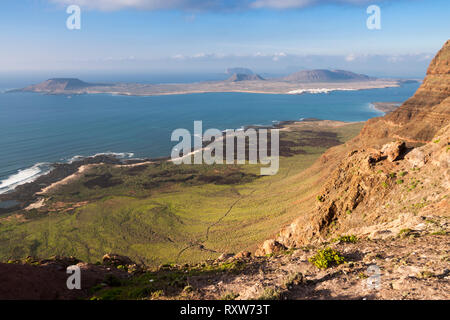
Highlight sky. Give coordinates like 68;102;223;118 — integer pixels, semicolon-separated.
0;0;449;78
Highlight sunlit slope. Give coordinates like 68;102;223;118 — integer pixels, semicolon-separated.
0;122;363;266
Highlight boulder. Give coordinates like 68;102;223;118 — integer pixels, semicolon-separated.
102;253;134;267
217;253;234;261
381;141;406;162
233;251;251;259
256;240;287;256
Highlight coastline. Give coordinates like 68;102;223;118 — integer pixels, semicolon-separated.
0;118;353;213
371;102;403;114
0;96;404;212
0;155;163;213
12;79;403;97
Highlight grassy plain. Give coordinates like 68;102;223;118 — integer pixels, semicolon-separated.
0;122;363;266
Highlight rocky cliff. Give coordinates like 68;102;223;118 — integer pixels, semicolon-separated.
259;40;450;252
358;40;450;146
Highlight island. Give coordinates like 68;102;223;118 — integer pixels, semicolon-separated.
9;69;417;96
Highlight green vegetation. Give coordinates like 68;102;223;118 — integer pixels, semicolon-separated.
431;230;448;236
284;272;303;289
416;271;435;279
308;248;345;269
358;272;368;279
221;292;240;300
334;235;358;243
407;178;421;191
398;228;419;239
257;287;282;300
396;179;404;184
0;123;364;267
91;260;247;300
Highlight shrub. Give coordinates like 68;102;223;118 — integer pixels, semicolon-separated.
257;287;281;300
221;292;239;300
431;230;447;236
284;272;303;289
398;228;419;238
335;235;358;243
309;248;345;269
396;179;404;184
104;274;122;287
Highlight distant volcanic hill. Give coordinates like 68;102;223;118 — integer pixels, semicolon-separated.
226;73;265;82
12;78;102;93
281;69;374;82
226;67;254;76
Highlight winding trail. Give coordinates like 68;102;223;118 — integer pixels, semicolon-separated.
175;167;292;263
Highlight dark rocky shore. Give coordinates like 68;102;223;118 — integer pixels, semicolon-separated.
0;155;161;214
0;118;344;215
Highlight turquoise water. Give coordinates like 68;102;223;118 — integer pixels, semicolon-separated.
0;83;419;193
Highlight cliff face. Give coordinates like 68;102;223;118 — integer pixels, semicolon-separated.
260;40;450;252
359;40;450;145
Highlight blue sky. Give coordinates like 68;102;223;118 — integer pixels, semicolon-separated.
0;0;449;77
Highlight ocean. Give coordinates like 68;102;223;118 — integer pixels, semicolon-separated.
0;82;419;194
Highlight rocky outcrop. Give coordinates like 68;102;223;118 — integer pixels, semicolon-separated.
359;40;450;145
259;40;450;252
0;255;131;300
255;240;287;256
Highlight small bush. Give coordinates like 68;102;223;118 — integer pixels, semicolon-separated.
335;235;358;243
431;230;447;236
257;287;281;300
398;228;419;239
316;195;325;202
150;290;164;299
284;272;303;289
104;274;122;287
309;248;345;269
396;179;404;184
221;292;239;300
183;285;194;293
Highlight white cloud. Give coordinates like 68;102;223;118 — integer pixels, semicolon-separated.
172;54;185;60
50;0;218;11
50;0;400;11
251;0;314;9
345;53;356;62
